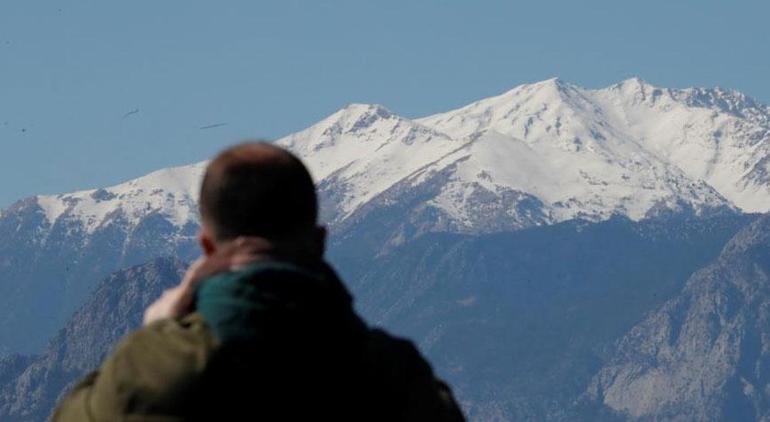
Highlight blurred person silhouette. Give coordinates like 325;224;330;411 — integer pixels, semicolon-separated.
53;142;464;421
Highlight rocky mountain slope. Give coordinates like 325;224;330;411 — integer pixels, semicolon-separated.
0;258;185;422
585;213;770;421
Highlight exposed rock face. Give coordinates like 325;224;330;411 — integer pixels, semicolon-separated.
587;214;770;421
0;258;185;422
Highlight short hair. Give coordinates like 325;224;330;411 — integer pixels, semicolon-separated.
199;142;318;241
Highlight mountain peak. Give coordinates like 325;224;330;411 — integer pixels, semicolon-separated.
535;76;568;88
619;76;652;87
414;77;593;142
510;77;578;99
606;77;657;97
336;103;394;120
310;102;401;137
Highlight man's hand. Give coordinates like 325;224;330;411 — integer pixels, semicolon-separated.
142;237;273;326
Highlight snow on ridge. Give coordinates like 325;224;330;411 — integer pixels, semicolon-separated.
412;129;729;230
599;77;770;118
414;78;769;215
19;77;770;236
590;80;770;213
36;162;207;233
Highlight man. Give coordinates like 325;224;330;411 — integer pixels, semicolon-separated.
53;142;465;421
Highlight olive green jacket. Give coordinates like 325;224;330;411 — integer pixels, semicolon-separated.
52;261;464;421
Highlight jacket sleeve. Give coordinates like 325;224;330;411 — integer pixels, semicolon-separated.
51;314;217;422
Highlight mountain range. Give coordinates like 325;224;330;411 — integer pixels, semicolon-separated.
1;78;770;420
24;78;770;247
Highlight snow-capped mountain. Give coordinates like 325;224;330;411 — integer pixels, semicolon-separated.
278;79;746;232
2;78;770;354
27;77;770;241
3;78;770;420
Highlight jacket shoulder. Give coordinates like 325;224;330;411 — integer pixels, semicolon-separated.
54;314;218;421
363;328;466;421
108;313;218;405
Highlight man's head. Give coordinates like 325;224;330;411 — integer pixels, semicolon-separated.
198;142;324;259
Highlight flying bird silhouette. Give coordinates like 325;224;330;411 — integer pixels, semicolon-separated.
199;123;228;130
122;109;139;119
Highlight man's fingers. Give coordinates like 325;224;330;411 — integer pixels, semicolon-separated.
178;237;271;300
144;238;270;326
181;242;262;288
179;257;210;289
143;286;188;325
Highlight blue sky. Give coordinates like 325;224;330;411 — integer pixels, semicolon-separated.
1;0;768;207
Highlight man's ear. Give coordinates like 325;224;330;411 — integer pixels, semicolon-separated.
198;227;217;257
313;225;327;258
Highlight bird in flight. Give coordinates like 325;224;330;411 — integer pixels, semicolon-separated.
199;123;228;130
122;109;140;119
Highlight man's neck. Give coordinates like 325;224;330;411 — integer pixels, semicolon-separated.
214;236;322;271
